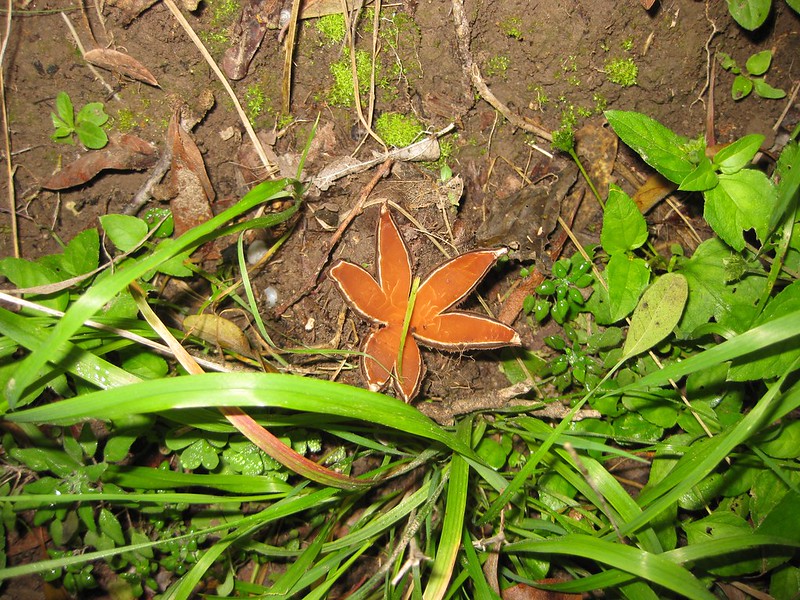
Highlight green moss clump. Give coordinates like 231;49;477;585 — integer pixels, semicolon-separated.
375;112;424;147
605;57;638;87
244;85;267;122
316;13;346;44
328;50;377;106
486;55;510;78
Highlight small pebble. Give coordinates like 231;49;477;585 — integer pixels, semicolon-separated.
247;240;268;265
263;286;279;308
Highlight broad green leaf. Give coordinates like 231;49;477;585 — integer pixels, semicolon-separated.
729;280;800;381
732;75;753;100
622;395;679;428
77;102;109;127
683;511;761;576
155;250;193;277
713;134;765;174
606;254;651;323
703;169;775;250
54;92;74;127
755;420;800;458
771;141;800;231
745;49;772;75
753;77;786;99
622;272;688;359
62;228;100;276
726;0;771;30
76;121;108;149
787;0;800;11
99;214;149;253
604;110;695;184
0;258;68;311
678;155;718;191
677;238;765;335
601;185;648;254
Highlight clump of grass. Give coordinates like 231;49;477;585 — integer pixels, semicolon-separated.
375;112;424;147
605;57;638;86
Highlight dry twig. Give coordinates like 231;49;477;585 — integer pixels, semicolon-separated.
0;0;17;257
450;0;552;142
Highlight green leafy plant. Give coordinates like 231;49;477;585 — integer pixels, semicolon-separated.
50;91;110;149
724;0;800;30
718;50;786;100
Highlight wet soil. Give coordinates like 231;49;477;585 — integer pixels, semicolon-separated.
2;0;799;401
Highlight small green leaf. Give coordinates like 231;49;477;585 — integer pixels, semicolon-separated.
476;438;508;470
753;77;786;99
601;185;648;254
606;254;651;323
622;272;688;359
98;508;125;546
62;228;100;276
771;141;800;231
99;214;149;253
726;0;771;30
604;110;695;184
755;421;800;458
678;156;719;191
717;52;739;73
76;121;108;149
713;134;765;174
745;49;773;75
55;92;74;126
77;102;109;127
732;75;753;100
703;169;775;250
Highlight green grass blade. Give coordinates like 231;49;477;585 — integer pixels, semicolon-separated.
8;372;480;462
506;534;715;600
6;179;294;408
423;418;471;600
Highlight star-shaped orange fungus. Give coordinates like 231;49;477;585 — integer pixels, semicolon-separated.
329;205;521;402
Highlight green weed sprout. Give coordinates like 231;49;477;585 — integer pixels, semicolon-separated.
375;112;424;147
486;55;510;78
604;57;638;87
500;17;523;40
316;13;346;44
51;91;109;149
718;50;786;101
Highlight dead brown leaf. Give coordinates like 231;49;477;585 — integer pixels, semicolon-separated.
575;122;618;200
43;134;158;190
184;313;252;356
633;172;677;213
84;48;160;87
168;109;215;202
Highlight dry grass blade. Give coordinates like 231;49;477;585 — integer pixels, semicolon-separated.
0;0;17;258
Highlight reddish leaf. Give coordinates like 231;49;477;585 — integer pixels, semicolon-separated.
168;110;215;203
84;48;159;87
329;205;520;402
43;134;157;190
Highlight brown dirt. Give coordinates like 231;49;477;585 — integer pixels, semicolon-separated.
2;0;798;402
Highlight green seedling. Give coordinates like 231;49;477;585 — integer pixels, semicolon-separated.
725;0;800;30
485;55;510;78
51;91;109;149
718;50;786;101
499;17;524;39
